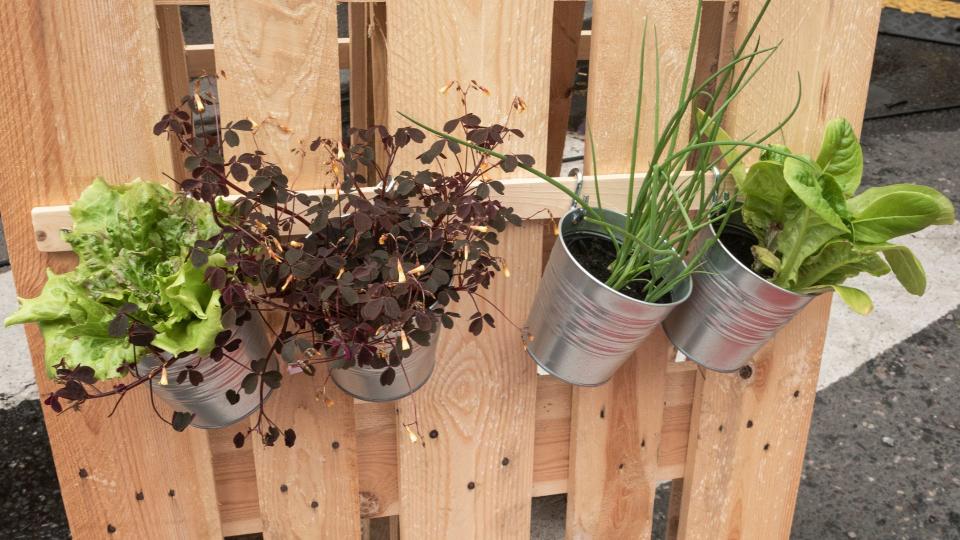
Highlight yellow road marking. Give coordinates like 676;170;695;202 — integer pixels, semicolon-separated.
884;0;960;19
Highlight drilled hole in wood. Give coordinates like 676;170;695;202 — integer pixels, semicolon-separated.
641;439;646;447
763;443;770;451
501;457;510;466
429;429;439;439
332;441;340;449
311;500;319;509
719;424;724;432
280;484;288;493
739;365;753;379
467;481;476;490
747;420;754;428
168;489;175;497
135;491;144;501
600;407;605;419
618;463;624;470
794;390;800;398
107;524;116;534
78;468;88;479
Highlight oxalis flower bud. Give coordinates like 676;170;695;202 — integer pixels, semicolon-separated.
396;259;407;283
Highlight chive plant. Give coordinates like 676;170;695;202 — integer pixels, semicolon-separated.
404;0;798;303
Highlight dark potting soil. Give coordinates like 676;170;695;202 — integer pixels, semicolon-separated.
718;226;775;280
565;234;671;303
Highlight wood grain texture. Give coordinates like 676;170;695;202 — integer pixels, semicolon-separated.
206;2;360;538
31;171;708;252
677;295;833;540
210;0;342;188
386;3;551;537
565;2;699;538
394;223;543;539
724;0;882;152
0;2;222;538
677;2;880;537
584;0;701;173
565;330;673;539
252;379;362;539
211;364;700;535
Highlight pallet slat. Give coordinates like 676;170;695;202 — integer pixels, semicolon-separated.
210;0;342;189
207;1;361;539
677;1;882;537
564;1;701;537
210;366;698;534
0;2;224;538
385;2;552;536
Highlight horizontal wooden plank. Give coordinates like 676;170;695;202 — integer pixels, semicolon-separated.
185;33;581;75
30;171;706;252
214;363;697;534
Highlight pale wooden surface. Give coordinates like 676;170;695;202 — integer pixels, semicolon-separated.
677;295;833;540
0;2;223;538
566;331;673;538
30;171;707;252
386;3;551;537
564;2;700;538
253;381;362;539
210;0;342;188
209;366;698;534
676;1;881;537
584;0;701;173
206;2;362;538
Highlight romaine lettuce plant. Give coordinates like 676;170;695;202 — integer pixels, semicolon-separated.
731;118;955;313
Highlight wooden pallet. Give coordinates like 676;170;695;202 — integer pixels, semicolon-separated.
0;1;881;538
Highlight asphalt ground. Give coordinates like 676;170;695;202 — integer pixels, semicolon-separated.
0;14;957;540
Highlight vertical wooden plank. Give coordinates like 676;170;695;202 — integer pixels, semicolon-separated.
388;4;552;537
566;332;672;538
565;2;699;538
253;380;361;539
545;1;584;177
210;0;342;188
0;2;222;538
156;5;191;181
677;2;881;538
584;0;701;173
208;2;360;538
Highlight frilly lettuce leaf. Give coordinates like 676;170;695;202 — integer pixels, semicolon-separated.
4;178;226;380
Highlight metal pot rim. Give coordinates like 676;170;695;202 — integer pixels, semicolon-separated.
708;214;818;300
558;208;693;308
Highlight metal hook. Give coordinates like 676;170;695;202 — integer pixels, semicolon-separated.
568;168;589;224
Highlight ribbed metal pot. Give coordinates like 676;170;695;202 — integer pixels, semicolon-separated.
662;213;815;372
139;317;274;429
330;336;438;402
525;208;692;386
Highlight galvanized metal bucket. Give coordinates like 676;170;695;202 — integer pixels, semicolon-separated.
330;335;439;402
662;213;815;372
524;208;692;386
140;317;274;429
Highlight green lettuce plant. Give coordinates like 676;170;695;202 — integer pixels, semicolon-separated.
4;178;226;380
729;118;956;314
